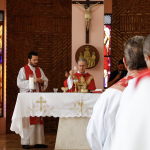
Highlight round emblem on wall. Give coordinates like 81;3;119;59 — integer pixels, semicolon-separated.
75;45;100;69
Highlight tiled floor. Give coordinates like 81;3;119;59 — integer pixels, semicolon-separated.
0;133;56;150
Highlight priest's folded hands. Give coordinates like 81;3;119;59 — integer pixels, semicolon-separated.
34;78;46;86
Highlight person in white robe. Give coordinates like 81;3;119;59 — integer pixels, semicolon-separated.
17;51;48;149
111;71;150;150
111;34;150;150
86;36;147;150
115;70;146;128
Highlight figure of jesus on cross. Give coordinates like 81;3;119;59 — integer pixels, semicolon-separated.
73;0;102;43
76;1;100;31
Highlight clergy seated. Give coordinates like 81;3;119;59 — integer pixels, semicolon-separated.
108;59;127;87
64;59;96;92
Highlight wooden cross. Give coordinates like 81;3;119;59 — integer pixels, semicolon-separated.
72;0;103;43
36;97;46;111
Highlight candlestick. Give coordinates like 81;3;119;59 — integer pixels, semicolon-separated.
30;89;34;93
29;74;34;90
73;80;78;93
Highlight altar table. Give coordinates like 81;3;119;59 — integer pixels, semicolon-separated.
10;93;101;150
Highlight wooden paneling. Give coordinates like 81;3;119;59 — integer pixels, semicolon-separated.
6;0;71;133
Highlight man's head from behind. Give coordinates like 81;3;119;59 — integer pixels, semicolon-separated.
143;34;150;69
117;59;125;72
77;59;88;74
28;52;38;67
124;36;147;71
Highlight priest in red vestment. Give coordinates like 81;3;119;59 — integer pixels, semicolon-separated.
64;59;96;92
17;52;48;149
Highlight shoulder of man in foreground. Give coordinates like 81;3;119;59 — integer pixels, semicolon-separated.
86;87;122;150
111;69;150;150
135;68;150;87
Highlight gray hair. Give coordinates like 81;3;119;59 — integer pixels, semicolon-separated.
124;36;147;70
143;34;150;56
78;59;88;65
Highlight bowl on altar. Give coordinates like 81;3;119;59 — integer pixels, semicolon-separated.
61;87;69;93
53;88;58;93
81;89;88;93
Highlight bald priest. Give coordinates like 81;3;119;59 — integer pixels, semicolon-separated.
64;59;96;92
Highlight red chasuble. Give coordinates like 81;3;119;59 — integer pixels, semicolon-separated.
64;72;96;92
24;64;44;125
111;70;142;92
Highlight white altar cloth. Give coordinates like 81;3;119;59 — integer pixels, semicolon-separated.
10;93;100;138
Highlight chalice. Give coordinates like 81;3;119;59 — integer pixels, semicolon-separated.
53;88;58;93
61;87;69;93
73;80;78;93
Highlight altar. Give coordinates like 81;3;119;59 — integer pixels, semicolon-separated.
10;93;101;150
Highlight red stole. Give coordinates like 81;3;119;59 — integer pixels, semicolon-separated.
24;64;42;92
111;70;141;92
64;72;96;92
24;64;43;125
135;68;150;87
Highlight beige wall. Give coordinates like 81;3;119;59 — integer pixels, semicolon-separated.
104;0;112;13
72;0;104;89
0;0;6;134
0;0;5;10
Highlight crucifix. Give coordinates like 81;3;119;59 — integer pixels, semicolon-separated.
72;0;103;43
36;97;46;111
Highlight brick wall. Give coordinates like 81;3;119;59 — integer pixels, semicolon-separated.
6;0;71;133
112;0;150;71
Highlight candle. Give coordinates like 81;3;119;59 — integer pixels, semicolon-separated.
29;74;34;89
